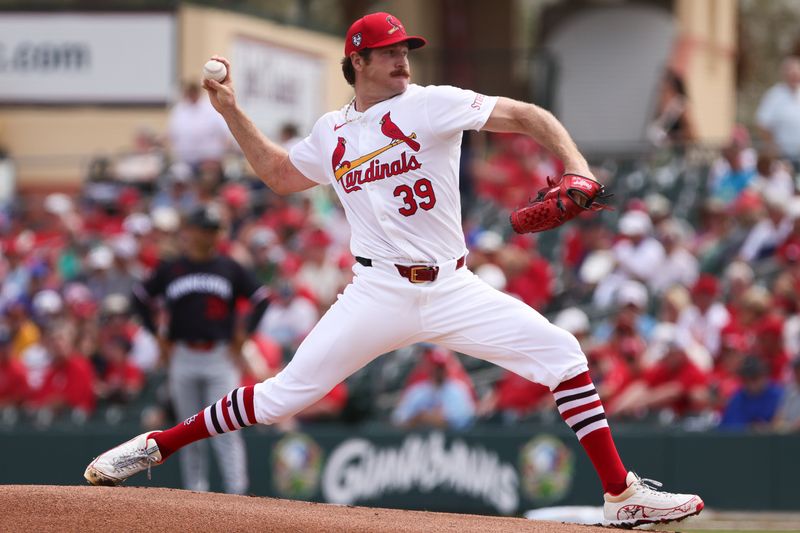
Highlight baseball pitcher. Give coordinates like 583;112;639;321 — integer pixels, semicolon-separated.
86;12;703;526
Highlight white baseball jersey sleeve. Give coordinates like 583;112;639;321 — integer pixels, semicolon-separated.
289;84;498;263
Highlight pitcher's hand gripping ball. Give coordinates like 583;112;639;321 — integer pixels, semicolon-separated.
510;173;613;234
203;60;228;82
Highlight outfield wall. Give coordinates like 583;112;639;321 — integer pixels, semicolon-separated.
1;424;796;515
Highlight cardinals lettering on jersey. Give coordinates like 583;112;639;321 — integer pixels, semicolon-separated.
332;112;423;194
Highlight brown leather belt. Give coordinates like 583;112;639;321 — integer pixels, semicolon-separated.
355;255;465;283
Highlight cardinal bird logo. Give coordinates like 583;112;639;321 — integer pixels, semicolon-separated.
331;137;350;173
386;16;403;35
380;112;420;152
332;113;422;182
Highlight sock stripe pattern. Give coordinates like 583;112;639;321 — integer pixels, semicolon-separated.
554;380;608;440
204;386;256;436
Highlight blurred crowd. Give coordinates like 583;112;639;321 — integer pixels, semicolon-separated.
3;63;800;435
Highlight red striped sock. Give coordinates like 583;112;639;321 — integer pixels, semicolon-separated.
153;385;257;460
554;372;628;495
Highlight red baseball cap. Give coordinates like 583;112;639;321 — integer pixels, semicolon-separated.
344;12;427;56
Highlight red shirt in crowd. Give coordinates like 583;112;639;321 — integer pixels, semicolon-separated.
0;358;30;405
31;354;96;414
102;360;144;396
505;257;553;310
707;365;740;410
493;372;550;415
643;359;708;416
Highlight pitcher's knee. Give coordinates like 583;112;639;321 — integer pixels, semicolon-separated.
545;323;590;382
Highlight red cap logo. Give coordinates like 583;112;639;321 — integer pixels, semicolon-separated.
344;12;427;56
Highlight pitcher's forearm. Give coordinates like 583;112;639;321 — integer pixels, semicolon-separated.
518;103;590;176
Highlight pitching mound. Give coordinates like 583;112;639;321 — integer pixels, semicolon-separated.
0;485;611;532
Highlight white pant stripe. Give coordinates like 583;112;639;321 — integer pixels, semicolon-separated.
558;393;601;414
553;383;595;400
203;406;218;436
575;419;609;440
215;399;232;433
235;388;252;426
565;405;606;428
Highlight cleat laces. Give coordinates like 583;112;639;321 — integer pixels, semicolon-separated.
636;476;665;496
111;445;159;480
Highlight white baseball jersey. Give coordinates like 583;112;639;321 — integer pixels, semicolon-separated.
289;83;498;263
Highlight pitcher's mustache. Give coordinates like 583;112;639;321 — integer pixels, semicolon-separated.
391;69;410;77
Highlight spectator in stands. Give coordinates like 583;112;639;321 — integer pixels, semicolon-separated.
750;152;795;199
646;70;696;147
708;331;748;412
501;235;553;310
392;347;475;430
657;285;691;326
720;356;783;430
258;279;318;352
85;245;130;302
752;315;790;383
467;230;503;272
709;142;757;205
239;333;282;387
151;163;199;214
774;227;800;359
93;335;144;405
5;298;40;360
774;358;800;432
295;229;343;309
31;289;64;330
553;307;592;351
0;234;34;310
677;275;730;358
473;134;548;209
470;231;508;292
737;189;792;263
756;56;800;168
645;321;712;372
167;82;231;169
608;327;708;420
29;324;96;417
99;293;159;374
477;371;550;423
722;261;755;326
244;227;281;286
732;286;772;344
594;210;665;309
595;280;656;342
692;198;735;273
589;308;648;405
651;218;699;295
0;325;29;408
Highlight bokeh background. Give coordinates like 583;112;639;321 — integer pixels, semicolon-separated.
1;0;800;523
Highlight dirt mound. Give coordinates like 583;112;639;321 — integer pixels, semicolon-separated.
0;485;610;532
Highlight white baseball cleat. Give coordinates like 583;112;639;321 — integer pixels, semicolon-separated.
603;471;704;528
84;431;163;486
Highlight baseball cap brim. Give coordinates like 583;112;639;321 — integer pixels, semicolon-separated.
369;35;427;51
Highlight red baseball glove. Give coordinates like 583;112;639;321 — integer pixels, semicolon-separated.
510;173;613;234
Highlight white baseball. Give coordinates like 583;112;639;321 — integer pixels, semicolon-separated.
203;60;227;82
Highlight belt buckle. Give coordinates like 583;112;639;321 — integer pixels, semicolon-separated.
409;265;435;283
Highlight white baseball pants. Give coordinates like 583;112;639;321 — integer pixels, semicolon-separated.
253;259;588;424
